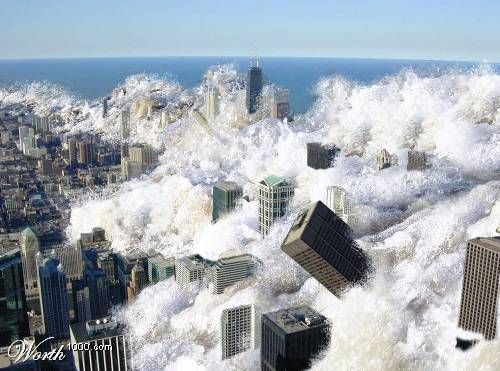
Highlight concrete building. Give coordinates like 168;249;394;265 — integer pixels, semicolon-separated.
246;61;263;114
70;316;130;371
212;254;258;295
18;126;34;150
78;141;94;165
306;143;340;169
120;158;144;180
457;237;500;347
127;263;147;300
258;176;295;237
206;86;219;122
86;267;111;318
212;181;243;222
37;257;70;339
281;201;370;297
175;254;213;288
271;88;289;120
120;109;131;140
147;255;175;284
407;150;427;171
221;304;257;360
326;186;353;224
72;279;91;324
68;139;78;166
20;228;41;300
261;306;330;371
129;144;157;166
31;115;50;134
102;98;109;118
37;159;53;176
377;148;397;170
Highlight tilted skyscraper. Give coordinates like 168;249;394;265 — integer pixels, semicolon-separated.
221;304;257;360
258;176;295;237
246;61;263;114
306;143;340;169
281;201;370;297
261;306;330;371
212;181;243;222
457;237;500;347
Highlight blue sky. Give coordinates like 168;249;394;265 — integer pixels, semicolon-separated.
1;0;499;61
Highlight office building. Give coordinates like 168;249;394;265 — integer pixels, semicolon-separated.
0;248;29;347
206;86;219;122
129;144;158;166
72;279;91;323
212;181;243;222
20;227;40;300
271;88;289;120
175;255;213;288
221;304;257;360
78;141;94;165
70;316;131;371
68;139;78;166
281;201;370;297
407;150;427;171
127;263;147;300
18;127;34;151
31;114;50;134
306;143;340;169
457;237;500;346
377;148;397;170
120;109;130;140
326;186;353;224
37;257;70;339
261;306;330;371
246;61;263;114
102;98;109;118
97;252;116;283
37;159;53;176
86;268;111;319
212;254;258;295
147;255;175;284
258;176;295;237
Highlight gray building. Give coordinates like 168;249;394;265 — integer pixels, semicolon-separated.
281;201;370;297
407;150;427;171
261;306;330;371
175;254;213;288
212;181;243;222
147;255;175;284
258;176;295;237
325;186;353;225
377;148;397;170
120;109;131;140
70;316;130;371
271;88;289;120
246;62;263;114
212;254;258;295
221;304;257;360
206;86;219;122
72;279;91;324
306;143;340;169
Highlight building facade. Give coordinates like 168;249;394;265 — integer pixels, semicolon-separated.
221;304;256;360
246;63;263;114
258;176;295;237
407;150;427;171
206;86;219;122
147;255;175;284
175;255;212;288
325;186;353;224
377;148;397;170
212;181;243;222
120;109;130;140
212;254;258;295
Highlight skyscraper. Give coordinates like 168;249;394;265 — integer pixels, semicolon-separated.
72;279;91;324
221;304;257;360
78;141;94;165
147;255;175;284
212;181;243;222
407;150;427;171
206;86;219;122
68;139;78;166
261;306;330;371
246;61;263;114
271;88;289;120
20;227;40;301
457;237;500;346
120;109;131;140
306;143;340;169
175;255;213;288
129;144;158;167
37;257;70;339
127;263;147;300
281;201;370;297
258;176;295;237
86;268;111;319
212;254;258;294
326;186;353;224
102;98;109;118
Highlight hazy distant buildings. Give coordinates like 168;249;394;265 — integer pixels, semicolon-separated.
407;150;427;171
120;109;131;140
78;141;94;165
261;306;330;371
212;181;243;222
258;176;295;237
68;139;78;166
377;148;397;170
457;237;500;347
221;304;257;360
102;97;110;118
271;88;289;120
70;316;130;371
306;143;340;169
281;201;369;297
175;254;213;288
121;144;158;180
326;186;353;224
212;254;258;294
147;255;175;284
246;61;263;114
31;114;50;134
206;86;219;122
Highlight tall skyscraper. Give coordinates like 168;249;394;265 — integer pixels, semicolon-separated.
68;139;78;166
281;201;370;297
258;176;295;237
326;186;353;224
271;88;289;120
70;316;131;371
221;304;257;360
0;248;29;346
306;143;340;169
20;227;40;301
147;255;175;284
127;263;147;300
78;141;94;165
120;109;131;140
31;114;50;134
407;150;427;171
102;98;109;118
72;279;91;324
18;126;34;151
261;306;330;371
206;86;219;122
212;181;243;222
246;61;263;114
175;255;213;288
129;144;158;166
212;254;258;294
37;257;70;339
457;237;500;347
86;268;111;319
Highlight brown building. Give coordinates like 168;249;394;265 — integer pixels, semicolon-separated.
458;237;500;342
78;141;94;165
68;139;78;166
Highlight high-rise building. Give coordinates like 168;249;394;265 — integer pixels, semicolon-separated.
457;237;500;346
326;186;353;224
306;143;340;169
102;98;109;118
127;263;147;300
18;126;34;151
261;306;330;371
120;109;131;140
0;248;29;347
376;148;397;170
97;252;116;283
70;316;131;371
175;255;213;288
120;158;144;181
271;88;289;120
221;304;257;360
407;150;427;171
258;176;295;237
129;144;158;166
206;86;219;122
78;141;94;165
246;61;263;114
31;114;50;134
20;228;41;301
281;201;370;297
212;254;258;295
212;181;243;222
37;257;70;339
72;279;91;324
37;159;53;176
68;139;78;166
147;255;175;284
86;268;111;319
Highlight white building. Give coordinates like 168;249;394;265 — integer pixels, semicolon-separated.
211;254;258;294
326;186;353;224
221;304;258;360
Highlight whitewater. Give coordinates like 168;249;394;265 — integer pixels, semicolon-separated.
1;64;499;370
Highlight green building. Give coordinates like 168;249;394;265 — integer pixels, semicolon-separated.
147;255;175;284
212;181;243;222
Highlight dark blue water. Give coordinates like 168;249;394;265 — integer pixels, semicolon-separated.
0;57;489;113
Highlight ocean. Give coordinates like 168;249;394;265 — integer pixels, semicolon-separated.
0;57;491;113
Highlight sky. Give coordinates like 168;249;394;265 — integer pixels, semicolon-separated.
1;0;499;61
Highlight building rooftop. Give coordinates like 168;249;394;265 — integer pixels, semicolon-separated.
214;180;240;192
178;254;213;270
469;236;500;253
70;316;123;343
264;306;329;334
260;175;289;188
